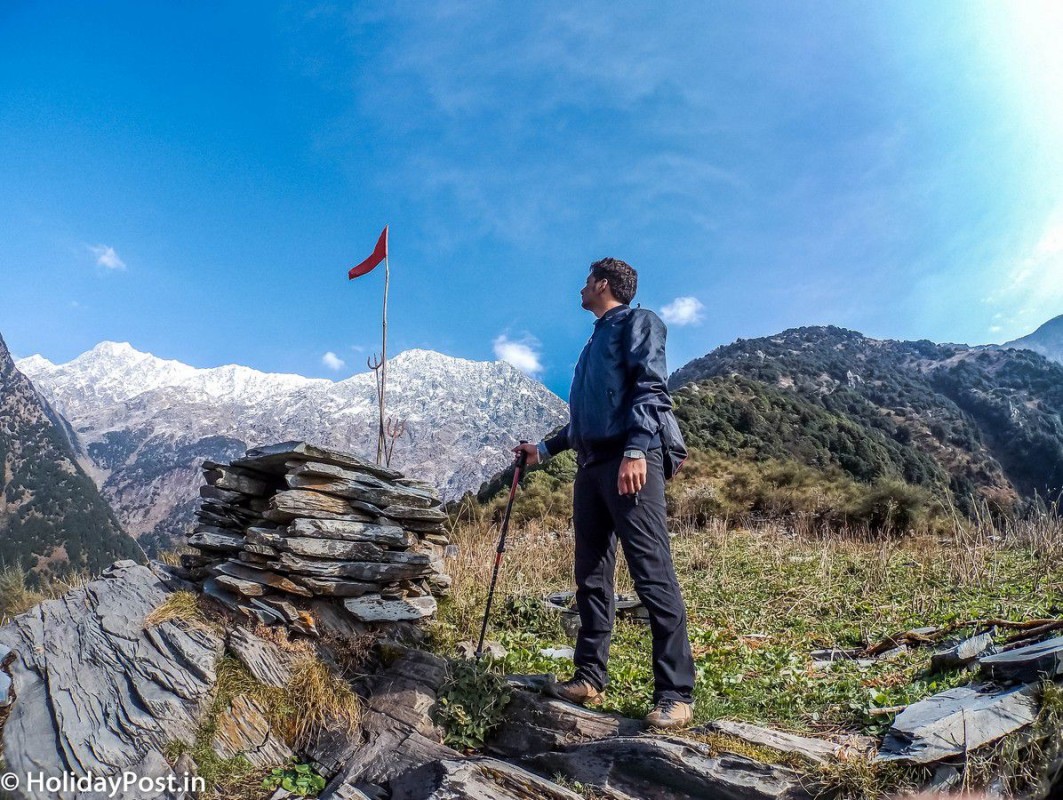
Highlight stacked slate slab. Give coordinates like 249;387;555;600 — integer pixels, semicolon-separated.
180;441;452;630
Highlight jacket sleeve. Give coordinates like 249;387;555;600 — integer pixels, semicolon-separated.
624;311;672;453
543;422;571;456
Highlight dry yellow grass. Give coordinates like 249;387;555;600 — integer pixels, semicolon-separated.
145;590;220;633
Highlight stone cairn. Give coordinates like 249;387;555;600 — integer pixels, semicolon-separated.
178;441;452;633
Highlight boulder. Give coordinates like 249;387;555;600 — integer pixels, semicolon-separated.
316;709;459;791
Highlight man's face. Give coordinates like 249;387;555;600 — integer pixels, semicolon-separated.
580;272;605;310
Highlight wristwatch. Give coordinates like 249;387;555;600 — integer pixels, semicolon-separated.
623;449;645;459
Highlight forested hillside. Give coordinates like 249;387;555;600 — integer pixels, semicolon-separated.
0;333;143;579
472;325;1063;534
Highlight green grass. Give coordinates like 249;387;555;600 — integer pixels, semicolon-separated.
429;516;1063;737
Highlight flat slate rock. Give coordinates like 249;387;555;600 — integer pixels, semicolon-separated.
697;720;852;765
386;518;448;534
199;484;250;504
288;462;436;509
214;573;268;597
978;636;1063;683
344;594;437;623
282;536;387;561
379;505;447;522
878;682;1039;764
488;688;644;758
236;441;402;481
213;693;293;768
390;757;583;800
213;560;314;598
227;627;296;688
522;735;811;800
290;575;378;597
204;465;271;496
272;552;433;582
316;708;458;792
188;527;245;551
931;631;996;672
288;518;410;547
268;489;356;519
0;561;224;795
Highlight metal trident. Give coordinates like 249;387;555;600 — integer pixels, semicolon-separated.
384;416;407;468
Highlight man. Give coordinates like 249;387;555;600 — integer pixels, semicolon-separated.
514;257;696;729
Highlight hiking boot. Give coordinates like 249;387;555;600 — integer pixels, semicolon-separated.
645;699;693;729
545;676;604;706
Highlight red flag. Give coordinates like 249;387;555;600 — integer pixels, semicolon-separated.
348;225;388;279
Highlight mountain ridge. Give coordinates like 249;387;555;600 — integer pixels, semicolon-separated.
18;342;568;554
0;333;143;575
669;324;1063;511
1000;314;1063;365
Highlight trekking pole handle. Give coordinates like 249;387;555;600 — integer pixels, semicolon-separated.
497;442;528;555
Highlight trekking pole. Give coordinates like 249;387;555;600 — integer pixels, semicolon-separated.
475;442;529;659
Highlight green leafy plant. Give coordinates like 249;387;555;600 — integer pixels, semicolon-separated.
262;760;327;797
434;658;512;750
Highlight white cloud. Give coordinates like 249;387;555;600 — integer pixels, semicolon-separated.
984;211;1063;336
322;351;346;370
660;296;705;326
88;244;126;270
493;334;543;375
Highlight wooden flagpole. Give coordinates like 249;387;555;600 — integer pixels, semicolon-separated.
377;244;390;465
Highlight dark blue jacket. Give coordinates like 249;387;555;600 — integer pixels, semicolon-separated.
545;305;672;466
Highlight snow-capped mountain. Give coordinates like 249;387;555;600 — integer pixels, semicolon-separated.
19;343;568;554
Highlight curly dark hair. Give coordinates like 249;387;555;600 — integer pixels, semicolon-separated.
589;257;638;305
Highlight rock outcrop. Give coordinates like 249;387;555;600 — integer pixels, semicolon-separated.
0;561;221;799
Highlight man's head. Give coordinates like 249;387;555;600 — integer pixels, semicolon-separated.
580;257;637;316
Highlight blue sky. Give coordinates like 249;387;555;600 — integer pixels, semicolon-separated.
2;2;1061;398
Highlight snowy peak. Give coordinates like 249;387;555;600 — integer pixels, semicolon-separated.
14;354;54;374
20;341;200;406
17;340;569;553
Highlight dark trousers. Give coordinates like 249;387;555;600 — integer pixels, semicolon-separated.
571;447;696;703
